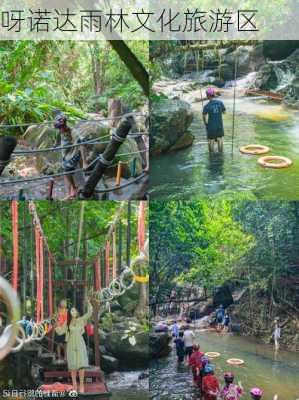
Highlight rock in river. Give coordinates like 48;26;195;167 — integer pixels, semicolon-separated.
150;98;194;155
150;332;172;359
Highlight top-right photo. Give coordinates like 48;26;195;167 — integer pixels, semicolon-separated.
149;40;299;200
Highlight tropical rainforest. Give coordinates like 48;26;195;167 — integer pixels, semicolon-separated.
150;200;299;349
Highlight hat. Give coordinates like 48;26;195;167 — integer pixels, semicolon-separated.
206;87;216;97
250;388;263;396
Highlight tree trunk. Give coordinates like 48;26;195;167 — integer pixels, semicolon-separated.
108;40;149;97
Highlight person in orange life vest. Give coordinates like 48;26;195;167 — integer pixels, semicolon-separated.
54;299;68;362
202;364;220;400
188;344;205;387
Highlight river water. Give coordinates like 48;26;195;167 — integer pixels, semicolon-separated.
107;370;149;399
150;331;299;400
150;82;299;200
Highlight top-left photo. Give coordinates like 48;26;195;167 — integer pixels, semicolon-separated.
0;40;149;200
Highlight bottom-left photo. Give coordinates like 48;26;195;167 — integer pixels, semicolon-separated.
0;200;149;399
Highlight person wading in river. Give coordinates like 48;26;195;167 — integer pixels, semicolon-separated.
203;88;226;153
202;365;220;400
272;318;281;350
174;331;185;364
215;304;225;331
249;388;263;400
183;325;195;362
54;112;88;200
220;372;243;400
188;344;204;388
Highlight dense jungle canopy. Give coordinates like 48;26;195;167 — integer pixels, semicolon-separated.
0;40;148;130
150;200;299;311
0;201;144;312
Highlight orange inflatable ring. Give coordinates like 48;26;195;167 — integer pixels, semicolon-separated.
258;156;292;169
240;144;270;155
227;358;244;365
206;352;221;358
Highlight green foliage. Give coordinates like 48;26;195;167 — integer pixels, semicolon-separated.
0;40;148;133
150;200;299;307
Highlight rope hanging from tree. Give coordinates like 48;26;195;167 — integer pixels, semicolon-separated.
11;200;19;292
138;201;146;252
112;231;117;280
105;240;110;287
48;256;53;317
94;258;101;291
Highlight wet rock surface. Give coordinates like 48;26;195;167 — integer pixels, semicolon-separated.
150;99;194;155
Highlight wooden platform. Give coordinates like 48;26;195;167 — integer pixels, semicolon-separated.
245;89;283;102
44;367;102;382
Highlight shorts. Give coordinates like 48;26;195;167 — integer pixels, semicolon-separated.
55;332;66;344
185;346;193;357
217;317;223;324
207;131;224;140
62;152;81;172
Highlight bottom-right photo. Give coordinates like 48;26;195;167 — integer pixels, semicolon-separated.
149;200;299;400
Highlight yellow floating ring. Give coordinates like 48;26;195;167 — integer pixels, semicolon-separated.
133;274;149;283
258;156;292;169
227;358;244;365
206;352;221;358
240;144;270;155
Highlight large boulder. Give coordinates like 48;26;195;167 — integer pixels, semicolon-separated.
213;285;234;309
103;320;148;369
101;355;120;373
253;48;299;107
217;45;264;81
149;332;172;359
150;98;194;155
263;40;299;60
23;120;143;177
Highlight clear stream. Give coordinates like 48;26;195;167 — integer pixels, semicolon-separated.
150;89;299;200
150;331;299;400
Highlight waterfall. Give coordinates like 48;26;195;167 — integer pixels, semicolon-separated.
270;61;295;90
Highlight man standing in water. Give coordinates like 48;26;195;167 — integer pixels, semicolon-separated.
272;318;281;350
203;88;226;153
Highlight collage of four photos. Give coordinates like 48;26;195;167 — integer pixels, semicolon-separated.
0;37;299;399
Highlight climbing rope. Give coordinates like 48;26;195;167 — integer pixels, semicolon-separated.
11;200;19;292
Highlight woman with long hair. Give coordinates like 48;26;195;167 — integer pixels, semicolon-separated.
66;300;93;393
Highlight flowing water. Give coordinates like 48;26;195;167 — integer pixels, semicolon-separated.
150;331;299;400
150;81;299;200
107;370;149;399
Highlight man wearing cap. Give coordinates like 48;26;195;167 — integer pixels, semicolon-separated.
203;88;226;153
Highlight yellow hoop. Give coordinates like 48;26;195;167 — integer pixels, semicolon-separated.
133;274;149;283
227;358;244;365
206;352;221;358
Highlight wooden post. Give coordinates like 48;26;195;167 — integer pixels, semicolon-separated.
79;116;133;199
116;162;122;186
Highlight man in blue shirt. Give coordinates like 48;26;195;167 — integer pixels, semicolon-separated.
203;88;226;153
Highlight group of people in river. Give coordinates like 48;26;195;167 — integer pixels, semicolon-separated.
20;299;93;394
171;321;268;400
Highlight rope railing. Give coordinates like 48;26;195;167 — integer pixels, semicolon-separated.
0;112;147;129
0;148;148;187
12;132;148;157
